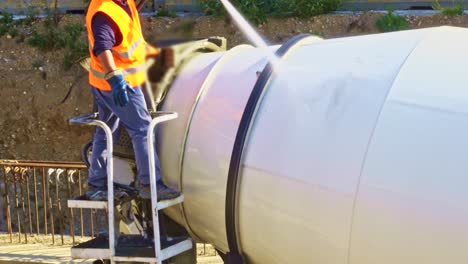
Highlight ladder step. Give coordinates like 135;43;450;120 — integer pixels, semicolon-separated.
71;235;109;259
113;235;192;262
67;194;185;210
71;235;192;262
157;194;185;210
160;237;193;261
67;195;107;209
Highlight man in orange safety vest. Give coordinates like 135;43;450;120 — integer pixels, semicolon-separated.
84;0;179;201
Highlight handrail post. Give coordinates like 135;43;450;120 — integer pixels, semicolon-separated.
147;111;178;264
69;113;116;263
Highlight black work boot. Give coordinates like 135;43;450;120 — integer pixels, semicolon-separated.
86;184;130;201
138;180;180;201
85;185;108;201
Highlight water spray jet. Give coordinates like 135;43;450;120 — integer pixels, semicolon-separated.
219;0;283;71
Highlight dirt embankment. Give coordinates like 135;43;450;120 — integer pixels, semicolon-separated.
1;12;468;161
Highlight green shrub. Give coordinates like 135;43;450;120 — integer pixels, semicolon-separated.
442;4;463;16
376;9;410;32
0;25;8;37
63;38;88;70
0;12;22;38
28;27;67;51
198;0;342;24
199;0;268;24
64;23;83;43
0;12;14;25
156;8;177;17
433;0;464;16
271;0;343;17
7;27;19;38
198;0;226;16
235;0;268;24
269;0;296;17
27;20;88;70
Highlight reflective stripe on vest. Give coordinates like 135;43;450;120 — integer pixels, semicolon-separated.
90;62;147;79
87;37;145;60
111;37;144;59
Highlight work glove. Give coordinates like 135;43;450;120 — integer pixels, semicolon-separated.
106;74;135;107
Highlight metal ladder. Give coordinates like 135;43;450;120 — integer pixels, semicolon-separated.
68;111;192;264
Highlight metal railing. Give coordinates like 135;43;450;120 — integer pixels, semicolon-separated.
0;160;106;245
0;159;222;260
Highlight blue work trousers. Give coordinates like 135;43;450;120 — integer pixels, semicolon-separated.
88;86;161;188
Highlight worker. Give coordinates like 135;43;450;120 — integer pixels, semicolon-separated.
84;0;179;201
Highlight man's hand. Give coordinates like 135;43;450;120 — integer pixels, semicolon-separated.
106;74;135;107
97;50;135;107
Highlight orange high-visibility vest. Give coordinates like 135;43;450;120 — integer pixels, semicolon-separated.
85;0;157;91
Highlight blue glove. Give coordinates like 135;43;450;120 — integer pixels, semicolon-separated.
106;74;135;107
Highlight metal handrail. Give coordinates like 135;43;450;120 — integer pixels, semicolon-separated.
0;160;86;169
69;113;116;263
70;111;177;263
147;111;178;264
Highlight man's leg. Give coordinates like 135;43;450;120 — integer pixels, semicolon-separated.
92;86;179;200
87;88;121;200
